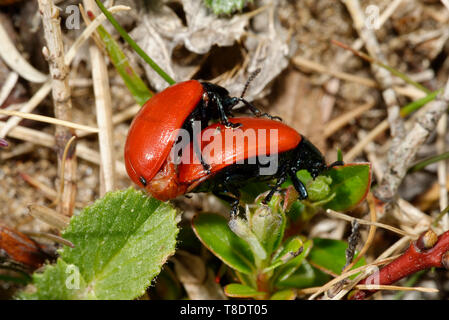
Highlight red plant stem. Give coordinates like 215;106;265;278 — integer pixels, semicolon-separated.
350;230;449;300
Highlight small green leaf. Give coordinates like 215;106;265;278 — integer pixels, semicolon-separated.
307;175;333;202
266;237;303;272
283;170;333;204
324;163;371;211
228;217;266;262
270;289;296;300
224;283;265;298
204;0;253;15
276;260;330;289
19;188;179;300
250;205;283;256
192;213;255;274
273;239;312;284
308;238;366;276
337;149;343;162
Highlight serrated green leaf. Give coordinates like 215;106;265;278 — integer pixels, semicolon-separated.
324;163;371;211
19;188;179;300
204;0;252;15
308;238;366;276
224;283;265;298
192;213;255;274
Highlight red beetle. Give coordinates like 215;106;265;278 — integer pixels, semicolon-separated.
148;117;342;215
124;80;275;197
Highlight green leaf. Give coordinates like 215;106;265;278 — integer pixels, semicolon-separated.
273;239;312;284
224;283;265;298
192;213;255;274
266;237;303;272
276;260;330;289
204;0;253;15
283;170;333;204
324;163;371;211
228;217;266;263
270;289;296;300
19;188;179;300
250;205;283;257
308;238;366;276
95;24;152;106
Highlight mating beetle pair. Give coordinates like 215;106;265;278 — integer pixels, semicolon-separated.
124;80;341;216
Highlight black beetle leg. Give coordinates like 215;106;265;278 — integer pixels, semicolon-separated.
290;169;308;200
263;172;287;204
213;191;241;218
190;118;210;173
211;93;241;128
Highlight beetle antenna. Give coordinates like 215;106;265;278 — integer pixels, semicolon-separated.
240;68;261;98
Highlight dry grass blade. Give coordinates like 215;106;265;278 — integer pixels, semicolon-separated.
355;284;438;293
0;20;48;83
24;231;74;248
324;102;375;138
28;204;70;230
0;121;127;176
0;5;130;140
0;72;18;107
308;256;398;300
0;109;99;133
83;0;116;195
292;56;377;88
345;120;389;161
326;209;413;238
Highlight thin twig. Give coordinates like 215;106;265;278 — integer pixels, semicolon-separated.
437;114;449;229
0;109;99;133
0;72;18;107
324;101;375;138
355;284;438;293
38;0;77;217
0;5;130;139
0;121;127;176
83;0;116;195
0;20;48;83
326;209;412;238
374;78;449;203
308;256;398;300
28;204;70;230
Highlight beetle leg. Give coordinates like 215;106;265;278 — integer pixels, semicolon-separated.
263;173;287;204
190;118;210;173
211;93;241;128
289;170;308;200
213;191;241;218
